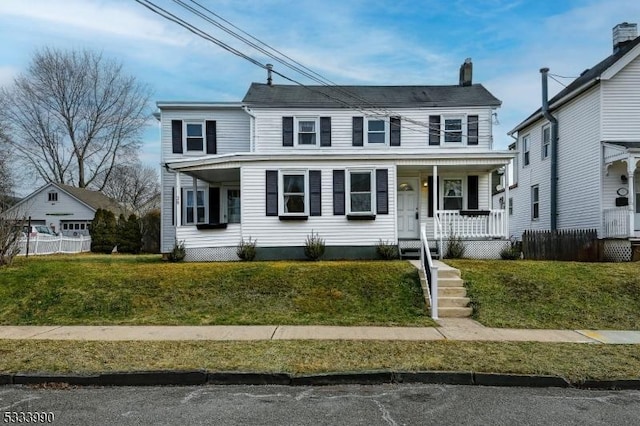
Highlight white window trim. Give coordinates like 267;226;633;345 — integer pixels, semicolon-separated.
279;170;309;216
294;117;319;147
522;134;531;166
222;185;241;224
183;187;208;225
442;115;465;146
365;117;389;146
531;185;539;220
184;121;205;154
542;124;550;160
346;168;376;215
441;177;465;210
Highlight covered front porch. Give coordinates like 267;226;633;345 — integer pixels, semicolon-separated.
602;144;639;239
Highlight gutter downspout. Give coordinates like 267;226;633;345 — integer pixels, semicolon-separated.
540;68;559;231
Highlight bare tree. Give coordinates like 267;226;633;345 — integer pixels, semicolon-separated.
98;162;160;215
0;116;14;207
0;47;152;189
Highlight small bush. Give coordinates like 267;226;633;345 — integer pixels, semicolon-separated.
304;231;325;261
91;208;117;254
167;240;186;262
500;237;522;260
445;234;465;259
236;237;257;261
376;239;398;260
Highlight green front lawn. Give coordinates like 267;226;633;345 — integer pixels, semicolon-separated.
0;255;432;326
446;259;640;330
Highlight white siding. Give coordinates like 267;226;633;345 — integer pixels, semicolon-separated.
160;169;176;252
601;55;640;141
251;107;494;152
176;224;241;249
6;184;95;233
241;160;396;247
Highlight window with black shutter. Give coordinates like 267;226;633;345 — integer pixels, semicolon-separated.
428;116;441;145
333;170;345;215
282;117;294;147
467;115;479;145
352;117;363;146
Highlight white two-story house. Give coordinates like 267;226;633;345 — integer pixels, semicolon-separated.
503;23;640;261
159;60;515;261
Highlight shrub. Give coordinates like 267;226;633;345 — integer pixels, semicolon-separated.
91;208;116;254
117;214;142;254
304;231;325;261
444;234;465;259
500;237;522;260
167;240;186;262
0;217;24;267
141;209;160;253
236;237;257;261
376;239;398;260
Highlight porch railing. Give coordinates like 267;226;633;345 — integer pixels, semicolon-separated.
435;210;506;239
420;225;438;320
603;207;630;238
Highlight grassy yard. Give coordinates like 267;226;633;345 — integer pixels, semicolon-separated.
446;259;640;330
1;340;639;381
0;254;432;326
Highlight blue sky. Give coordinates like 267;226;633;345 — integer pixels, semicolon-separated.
1;0;640;184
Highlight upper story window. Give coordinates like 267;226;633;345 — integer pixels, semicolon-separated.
443;179;463;210
47;191;58;202
366;119;387;144
280;171;308;216
186;122;204;152
542;125;550;160
296;118;318;146
444;118;463;143
522;134;530;166
348;170;375;215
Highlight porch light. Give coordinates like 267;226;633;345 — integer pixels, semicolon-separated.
422;180;429;187
621;174;628;183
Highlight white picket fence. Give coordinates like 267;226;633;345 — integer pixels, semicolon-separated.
17;234;91;256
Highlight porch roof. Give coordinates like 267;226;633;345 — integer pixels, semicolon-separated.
165;151;515;173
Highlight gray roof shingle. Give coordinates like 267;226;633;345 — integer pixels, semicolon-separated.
242;83;501;108
57;184;126;216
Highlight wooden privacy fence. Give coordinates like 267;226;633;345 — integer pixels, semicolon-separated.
522;229;599;261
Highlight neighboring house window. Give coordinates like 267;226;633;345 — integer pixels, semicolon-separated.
509;197;513;215
348;170;374;214
48;191;58;202
444;117;463;143
366;118;387;144
185;122;204;152
542;125;550;160
281;171;308;216
522;134;530;166
184;189;207;224
531;185;539;220
226;188;241;223
296;118;318;146
443;179;463;210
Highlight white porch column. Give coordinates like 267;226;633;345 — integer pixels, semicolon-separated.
628;159;636;238
504;166;510;239
432;165;438;239
175;172;181;228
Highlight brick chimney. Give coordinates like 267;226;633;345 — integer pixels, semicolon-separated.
459;58;472;86
613;22;638;53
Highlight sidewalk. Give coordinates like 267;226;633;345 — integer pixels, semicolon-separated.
1;318;639;344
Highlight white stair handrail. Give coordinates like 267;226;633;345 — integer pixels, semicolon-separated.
420;225;438;319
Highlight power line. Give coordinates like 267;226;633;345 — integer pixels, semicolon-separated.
548;75;567;88
549;73;578;79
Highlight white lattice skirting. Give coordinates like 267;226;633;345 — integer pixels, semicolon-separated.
602;240;632;262
185;247;240;262
441;239;510;259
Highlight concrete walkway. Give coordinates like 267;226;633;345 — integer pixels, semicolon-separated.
1;319;639;344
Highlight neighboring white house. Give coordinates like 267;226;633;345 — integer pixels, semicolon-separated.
498;23;640;261
4;182;125;236
159;60;515;261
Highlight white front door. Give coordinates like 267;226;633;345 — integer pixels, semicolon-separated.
397;178;419;239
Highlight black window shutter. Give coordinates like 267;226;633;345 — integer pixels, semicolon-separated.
352;117;363;146
320;117;331;147
333;170;345;215
467;115;479;145
468;175;479;210
390;117;401;146
206;120;217;154
171;120;183;153
428;116;441;145
209;187;220;223
171;187;175;225
376;169;388;214
309;170;322;216
266;170;278;216
427;176;441;217
282;117;294;147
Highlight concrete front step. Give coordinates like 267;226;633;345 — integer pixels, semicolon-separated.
438;287;467;297
438;297;471;307
438;307;473;318
438;277;464;287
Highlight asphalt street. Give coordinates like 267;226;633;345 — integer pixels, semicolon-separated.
2;384;640;425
